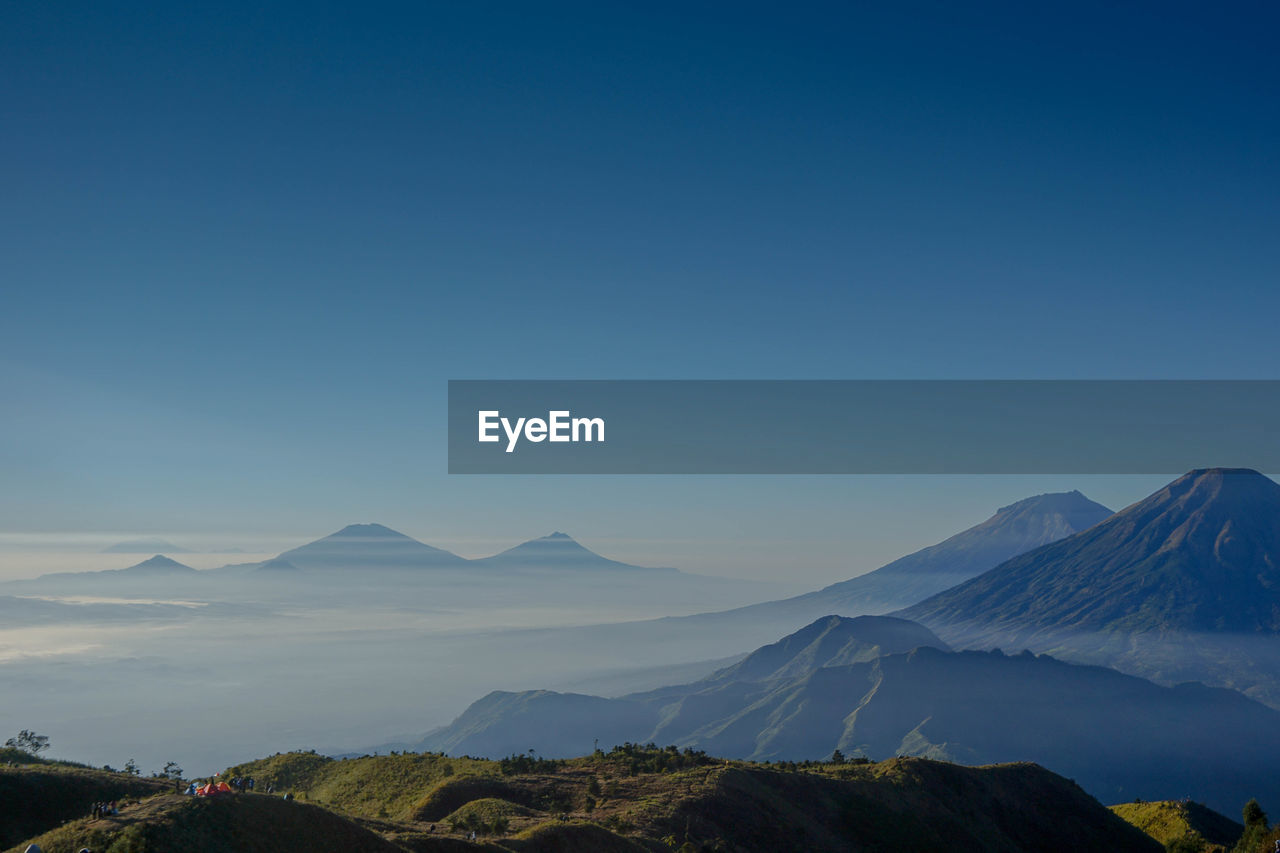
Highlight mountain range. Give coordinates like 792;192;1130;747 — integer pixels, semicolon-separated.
492;489;1117;670
417;614;1280;815
11;527;680;584
701;489;1112;630
897;468;1280;705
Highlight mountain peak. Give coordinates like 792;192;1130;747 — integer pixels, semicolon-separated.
329;523;411;539
775;489;1113;620
1173;467;1269;489
898;468;1280;638
995;489;1110;518
1161;467;1274;501
477;532;658;571
125;554;195;572
709;614;947;683
276;524;464;570
1117;467;1280;527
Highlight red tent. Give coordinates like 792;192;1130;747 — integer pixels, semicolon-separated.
195;781;233;796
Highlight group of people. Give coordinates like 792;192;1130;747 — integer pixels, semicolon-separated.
89;801;119;818
184;775;262;796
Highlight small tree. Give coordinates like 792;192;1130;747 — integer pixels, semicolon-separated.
1234;798;1270;852
123;758;140;777
161;761;184;791
830;749;846;765
5;730;50;757
1244;799;1267;830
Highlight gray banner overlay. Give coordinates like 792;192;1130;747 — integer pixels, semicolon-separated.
448;380;1280;474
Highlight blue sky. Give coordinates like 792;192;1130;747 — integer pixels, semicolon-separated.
2;2;1277;581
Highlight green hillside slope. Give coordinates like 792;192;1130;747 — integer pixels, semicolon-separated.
5;747;1168;853
1111;800;1243;851
0;757;169;848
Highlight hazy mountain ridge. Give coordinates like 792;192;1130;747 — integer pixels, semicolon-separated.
804;489;1114;613
897;468;1280;705
12;527;684;582
697;614;947;684
504;490;1115;665
417;615;1280;815
274;523;469;571
472;531;677;572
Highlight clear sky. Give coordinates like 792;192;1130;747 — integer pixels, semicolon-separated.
2;2;1277;582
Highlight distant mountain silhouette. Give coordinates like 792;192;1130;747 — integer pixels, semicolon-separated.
600;491;1113;650
119;555;197;574
418;615;938;759
781;490;1112;614
418;615;1280;814
274;523;466;570
700;614;947;684
896;468;1280;704
473;532;673;572
102;538;192;554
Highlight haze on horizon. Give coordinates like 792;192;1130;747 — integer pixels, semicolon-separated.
0;474;1192;585
0;483;1126;776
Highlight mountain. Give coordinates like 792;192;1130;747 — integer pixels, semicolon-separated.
0;554;200;590
416;615;943;758
119;554;197;574
473;531;674;572
896;468;1280;704
102;538;192;554
812;490;1112;608
273;523;467;570
417;615;1280;815
699;613;947;684
559;490;1113;657
742;490;1112;623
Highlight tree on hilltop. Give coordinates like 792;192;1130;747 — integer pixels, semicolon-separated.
5;730;50;756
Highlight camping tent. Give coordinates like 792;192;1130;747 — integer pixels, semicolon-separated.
195;781;233;796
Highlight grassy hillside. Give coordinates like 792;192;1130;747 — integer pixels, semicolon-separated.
897;469;1280;707
225;748;1158;852
1111;800;1243;852
6;747;1167;852
0;755;169;849
222;751;502;821
5;793;406;853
